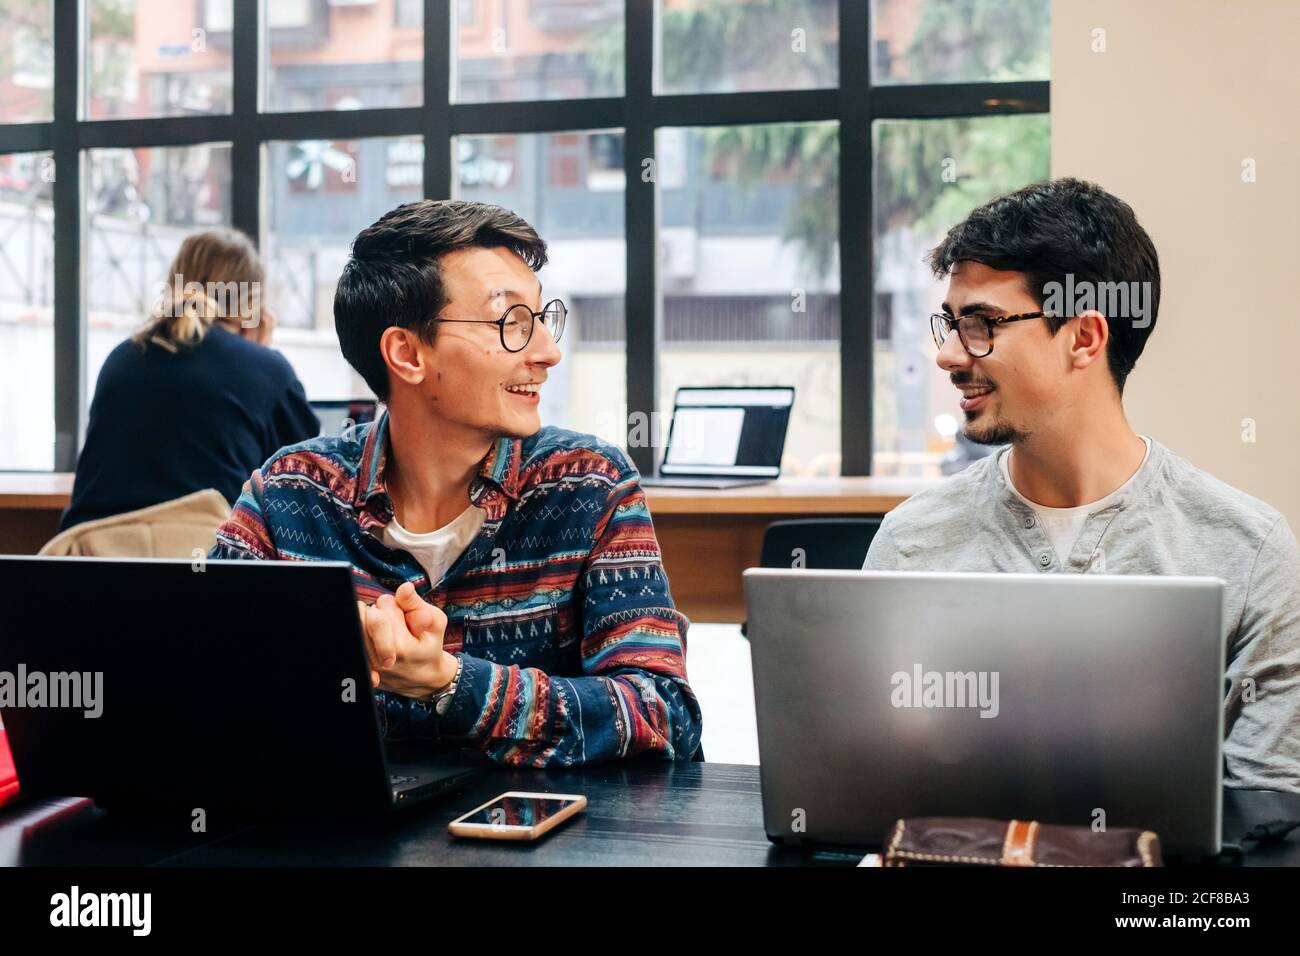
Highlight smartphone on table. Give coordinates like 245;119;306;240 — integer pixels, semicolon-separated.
448;791;587;841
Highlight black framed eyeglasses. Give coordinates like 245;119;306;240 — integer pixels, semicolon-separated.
434;298;567;352
930;311;1048;358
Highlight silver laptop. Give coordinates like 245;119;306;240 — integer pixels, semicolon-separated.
641;386;794;489
743;569;1226;857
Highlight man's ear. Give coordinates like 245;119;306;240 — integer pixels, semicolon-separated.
380;326;427;389
1068;309;1110;372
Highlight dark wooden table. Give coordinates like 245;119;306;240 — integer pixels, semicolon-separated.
4;762;1298;867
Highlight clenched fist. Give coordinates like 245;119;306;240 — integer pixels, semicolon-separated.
356;581;458;699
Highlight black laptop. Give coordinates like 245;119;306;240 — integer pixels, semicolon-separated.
0;557;481;819
641;385;795;489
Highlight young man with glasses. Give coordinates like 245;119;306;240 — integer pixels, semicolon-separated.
864;178;1300;791
211;199;702;766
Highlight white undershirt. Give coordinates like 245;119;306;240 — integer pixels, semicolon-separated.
381;504;486;587
1000;437;1151;562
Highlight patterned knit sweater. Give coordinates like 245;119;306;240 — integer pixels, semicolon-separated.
210;411;703;766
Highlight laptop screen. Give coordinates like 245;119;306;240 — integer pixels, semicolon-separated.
660;387;795;478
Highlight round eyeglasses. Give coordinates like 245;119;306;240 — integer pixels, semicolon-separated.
434;298;567;352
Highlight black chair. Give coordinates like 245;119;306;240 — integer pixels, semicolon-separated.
741;517;883;637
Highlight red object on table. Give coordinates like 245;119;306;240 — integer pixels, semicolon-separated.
0;727;20;807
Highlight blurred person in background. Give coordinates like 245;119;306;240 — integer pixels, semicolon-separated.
60;228;319;531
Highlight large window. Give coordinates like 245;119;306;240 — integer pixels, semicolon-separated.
658;122;840;474
0;0;1049;476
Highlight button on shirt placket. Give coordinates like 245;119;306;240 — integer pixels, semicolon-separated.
1009;503;1054;571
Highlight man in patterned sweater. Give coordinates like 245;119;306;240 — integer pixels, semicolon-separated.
210;199;702;766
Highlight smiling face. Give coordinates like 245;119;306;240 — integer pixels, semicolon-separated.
382;245;561;441
936;261;1069;446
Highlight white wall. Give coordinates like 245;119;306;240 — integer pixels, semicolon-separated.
1052;0;1300;530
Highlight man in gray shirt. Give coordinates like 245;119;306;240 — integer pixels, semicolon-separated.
864;178;1300;792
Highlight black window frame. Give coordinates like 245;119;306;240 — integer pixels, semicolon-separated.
0;0;1048;475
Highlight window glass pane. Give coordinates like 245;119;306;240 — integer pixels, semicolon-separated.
265;135;421;401
871;0;1050;85
0;151;54;468
454;130;626;444
872;114;1050;477
454;0;624;103
264;0;423;111
86;144;232;404
658;123;839;475
1;0;53;123
658;0;837;95
87;0;233;119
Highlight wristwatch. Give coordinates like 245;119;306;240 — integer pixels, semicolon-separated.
427;654;463;717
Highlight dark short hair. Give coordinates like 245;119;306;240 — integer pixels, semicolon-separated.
928;177;1160;393
334;199;548;400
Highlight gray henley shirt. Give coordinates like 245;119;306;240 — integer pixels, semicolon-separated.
864;438;1300;792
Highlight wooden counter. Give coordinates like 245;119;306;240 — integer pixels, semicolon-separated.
0;473;935;622
643;476;930;515
644;477;933;622
0;471;74;509
0;472;74;553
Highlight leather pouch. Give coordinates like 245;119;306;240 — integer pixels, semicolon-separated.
874;817;1162;867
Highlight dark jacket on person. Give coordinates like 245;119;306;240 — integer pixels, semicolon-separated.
61;324;319;531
